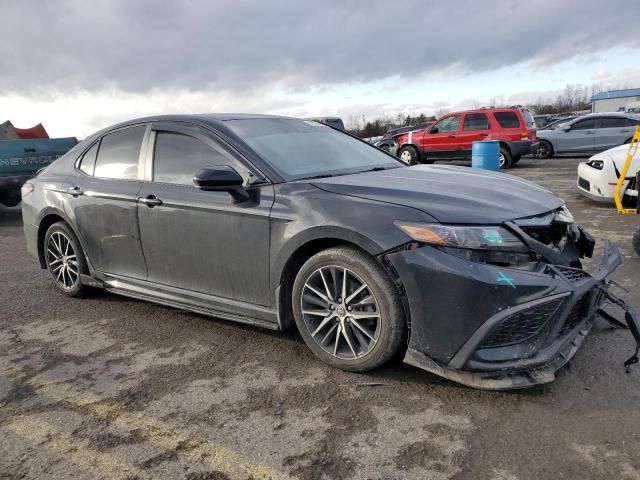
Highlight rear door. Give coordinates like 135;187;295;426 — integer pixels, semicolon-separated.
420;114;462;159
557;118;597;153
136;122;274;306
594;117;635;151
66;124;148;279
457;113;491;157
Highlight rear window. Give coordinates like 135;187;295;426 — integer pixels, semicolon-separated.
521;109;536;128
493;112;521;129
79;141;99;176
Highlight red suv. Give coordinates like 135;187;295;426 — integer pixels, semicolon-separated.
394;107;538;169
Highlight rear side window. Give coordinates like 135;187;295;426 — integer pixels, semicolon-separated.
153;132;232;185
493;112;521;129
462;113;489;131
626;117;639;126
94;126;145;180
600;117;630;128
571;119;597;130
79;141;99;176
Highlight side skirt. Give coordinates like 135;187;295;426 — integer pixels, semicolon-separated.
85;273;280;330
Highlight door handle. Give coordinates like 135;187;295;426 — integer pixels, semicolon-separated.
585;131;595;134
620;130;630;133
479;133;489;137
448;134;456;138
66;186;83;196
137;194;163;207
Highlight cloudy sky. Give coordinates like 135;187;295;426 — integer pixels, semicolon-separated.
2;0;639;137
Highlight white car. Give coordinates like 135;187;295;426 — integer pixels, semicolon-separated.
577;143;639;203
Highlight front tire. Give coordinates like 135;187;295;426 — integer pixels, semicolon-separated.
398;146;420;165
292;246;406;372
535;140;553;159
44;222;90;297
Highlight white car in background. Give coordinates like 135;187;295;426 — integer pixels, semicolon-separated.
577;143;639;203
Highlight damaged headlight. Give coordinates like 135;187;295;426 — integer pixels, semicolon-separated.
395;222;535;267
554;204;575;224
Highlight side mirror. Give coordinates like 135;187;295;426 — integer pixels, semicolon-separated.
561;125;571;132
429;127;439;134
193;165;250;202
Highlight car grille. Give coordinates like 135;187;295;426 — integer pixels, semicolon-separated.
554;265;589;282
559;294;592;337
578;177;590;191
480;298;564;348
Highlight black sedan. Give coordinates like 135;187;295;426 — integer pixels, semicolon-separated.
21;114;624;389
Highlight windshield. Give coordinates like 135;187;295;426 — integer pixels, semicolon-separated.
225;118;402;180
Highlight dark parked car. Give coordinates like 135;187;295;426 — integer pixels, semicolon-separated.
375;122;434;153
22;114;625;389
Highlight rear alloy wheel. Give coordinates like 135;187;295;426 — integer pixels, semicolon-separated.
398;146;420;165
292;246;405;372
44;222;90;297
535;140;553;159
499;146;513;169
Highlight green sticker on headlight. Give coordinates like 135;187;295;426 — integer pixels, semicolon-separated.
483;229;503;245
497;272;516;288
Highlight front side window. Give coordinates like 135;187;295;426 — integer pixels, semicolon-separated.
153;132;233;185
571;119;597;130
433;115;461;133
225;118;400;180
493;112;521;129
93;126;145;180
462;113;489;131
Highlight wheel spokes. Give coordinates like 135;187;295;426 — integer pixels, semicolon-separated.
47;232;78;290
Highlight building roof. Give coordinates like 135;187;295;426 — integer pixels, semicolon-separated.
591;88;640;101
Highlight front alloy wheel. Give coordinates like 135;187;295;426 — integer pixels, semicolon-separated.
301;266;381;359
292;246;405;372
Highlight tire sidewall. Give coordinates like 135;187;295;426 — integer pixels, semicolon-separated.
44;222;89;296
499;146;513;169
398;146;419;165
292;247;404;372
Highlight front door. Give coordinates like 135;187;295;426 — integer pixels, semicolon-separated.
420;114;462;160
136;123;273;307
558;118;597;153
66;124;148;279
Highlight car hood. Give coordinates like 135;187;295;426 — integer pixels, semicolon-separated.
311;165;564;224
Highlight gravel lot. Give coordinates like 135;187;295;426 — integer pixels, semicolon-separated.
1;156;639;480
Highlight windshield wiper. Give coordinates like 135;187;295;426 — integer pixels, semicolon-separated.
297;173;337;180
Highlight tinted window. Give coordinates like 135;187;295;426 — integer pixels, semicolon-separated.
462;113;489;131
600;117;630;128
153;132;232;185
433;115;460;133
493;112;521;128
79;141;99;175
94;126;145;180
571;119;597;130
225;118;400;180
626;117;640;126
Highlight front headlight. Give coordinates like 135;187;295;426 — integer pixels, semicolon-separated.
554;205;574;224
394;222;527;251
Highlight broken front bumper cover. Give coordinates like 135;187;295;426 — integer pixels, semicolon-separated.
398;241;631;390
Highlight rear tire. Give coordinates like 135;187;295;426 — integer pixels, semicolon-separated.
512;154;522;164
292;246;406;372
499;146;513;169
44;222;91;297
634;229;640;256
398;146;420;165
535;140;553;159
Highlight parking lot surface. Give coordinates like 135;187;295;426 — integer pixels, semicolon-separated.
1;156;639;480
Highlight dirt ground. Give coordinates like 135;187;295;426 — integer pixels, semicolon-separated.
1;156;639;480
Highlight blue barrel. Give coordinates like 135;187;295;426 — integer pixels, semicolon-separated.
471;140;500;171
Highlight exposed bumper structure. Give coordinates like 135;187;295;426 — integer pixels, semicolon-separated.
387;230;623;390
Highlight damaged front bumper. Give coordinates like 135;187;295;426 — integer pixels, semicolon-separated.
387;234;626;390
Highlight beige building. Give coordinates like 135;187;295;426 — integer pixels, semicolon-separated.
591;88;640;113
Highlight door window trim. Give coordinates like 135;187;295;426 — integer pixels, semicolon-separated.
144;122;269;187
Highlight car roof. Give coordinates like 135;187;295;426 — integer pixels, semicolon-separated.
575;112;640;119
